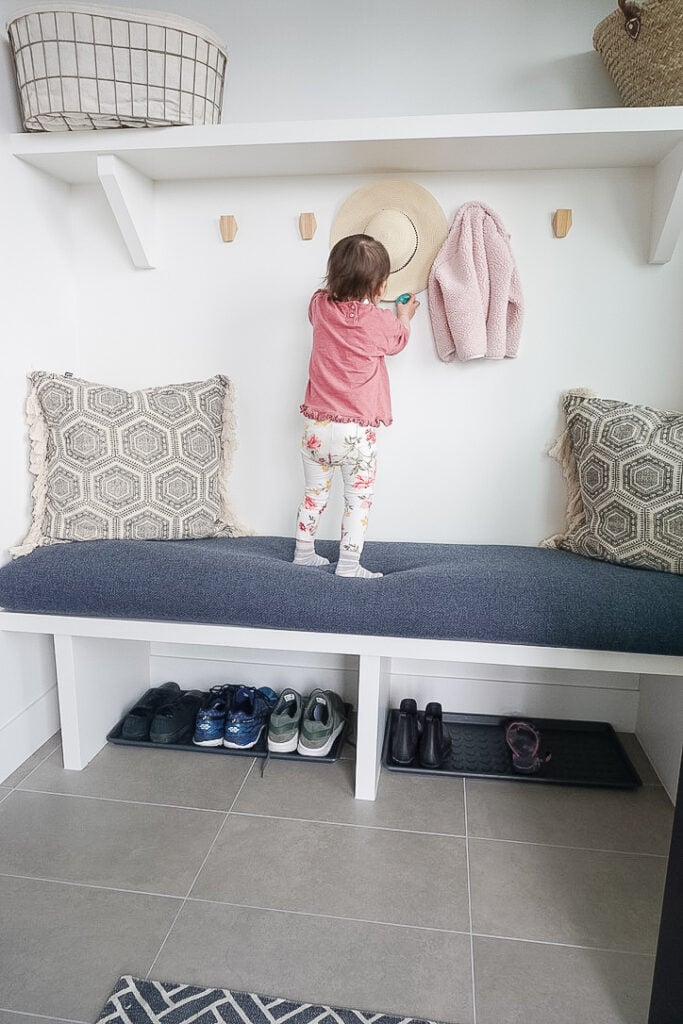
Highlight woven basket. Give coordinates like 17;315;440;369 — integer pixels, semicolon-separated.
593;0;683;106
6;3;227;131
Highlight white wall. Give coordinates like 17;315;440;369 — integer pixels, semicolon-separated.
0;9;76;552
0;5;76;775
1;0;661;555
68;166;683;545
1;1;682;783
221;0;621;118
35;0;619;121
638;675;683;801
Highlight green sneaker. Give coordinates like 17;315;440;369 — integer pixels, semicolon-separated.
267;689;303;753
297;689;346;757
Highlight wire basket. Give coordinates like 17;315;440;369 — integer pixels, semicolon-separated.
6;3;228;131
593;0;683;106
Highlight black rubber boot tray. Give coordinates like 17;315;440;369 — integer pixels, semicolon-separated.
107;703;353;764
382;710;641;788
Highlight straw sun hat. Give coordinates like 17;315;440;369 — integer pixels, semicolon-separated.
330;179;448;299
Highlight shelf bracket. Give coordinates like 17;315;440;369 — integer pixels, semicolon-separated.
96;153;155;269
649;140;683;265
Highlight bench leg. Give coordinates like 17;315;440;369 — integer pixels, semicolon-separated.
54;635;151;769
354;654;390;801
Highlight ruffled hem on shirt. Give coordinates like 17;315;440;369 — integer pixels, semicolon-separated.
300;404;391;428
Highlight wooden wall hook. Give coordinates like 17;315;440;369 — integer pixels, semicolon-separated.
299;212;317;240
219;215;238;242
552;209;573;238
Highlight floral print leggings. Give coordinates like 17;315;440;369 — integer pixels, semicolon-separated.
296;418;379;556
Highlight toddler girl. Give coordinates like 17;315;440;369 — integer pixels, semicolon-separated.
294;234;419;578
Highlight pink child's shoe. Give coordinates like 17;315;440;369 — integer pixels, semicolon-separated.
505;720;552;774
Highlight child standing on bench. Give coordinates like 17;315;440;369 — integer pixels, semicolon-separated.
294;234;419;579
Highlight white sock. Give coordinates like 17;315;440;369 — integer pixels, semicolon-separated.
294;539;330;567
335;552;383;579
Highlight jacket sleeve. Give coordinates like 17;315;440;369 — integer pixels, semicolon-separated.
428;208;488;362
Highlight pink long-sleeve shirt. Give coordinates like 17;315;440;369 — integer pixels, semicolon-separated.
300;290;409;427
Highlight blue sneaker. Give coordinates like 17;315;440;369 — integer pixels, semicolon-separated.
193;685;235;747
224;686;278;749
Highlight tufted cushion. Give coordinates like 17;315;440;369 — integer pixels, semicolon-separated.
1;536;682;656
12;372;248;557
543;391;683;574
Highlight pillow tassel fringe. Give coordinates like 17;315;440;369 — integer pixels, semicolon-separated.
539;387;594;550
10;388;50;558
216;378;255;538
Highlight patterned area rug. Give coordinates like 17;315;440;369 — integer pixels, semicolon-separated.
97;976;438;1024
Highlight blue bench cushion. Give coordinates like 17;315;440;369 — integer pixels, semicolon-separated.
0;536;682;656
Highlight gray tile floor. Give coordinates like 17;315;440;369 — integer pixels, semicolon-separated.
0;731;673;1024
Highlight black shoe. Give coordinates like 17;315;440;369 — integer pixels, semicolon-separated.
418;702;452;769
391;698;420;765
122;681;182;740
150;690;205;744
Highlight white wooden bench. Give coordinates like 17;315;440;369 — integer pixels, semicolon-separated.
2;608;682;800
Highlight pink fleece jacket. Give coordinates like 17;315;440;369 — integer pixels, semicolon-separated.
428;201;524;362
300;290;409;427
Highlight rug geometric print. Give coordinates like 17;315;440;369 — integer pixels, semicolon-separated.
96;976;440;1024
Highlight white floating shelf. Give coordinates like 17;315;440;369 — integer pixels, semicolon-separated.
10;107;683;265
9;107;683;181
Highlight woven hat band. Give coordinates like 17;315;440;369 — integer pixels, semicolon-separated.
364;210;419;274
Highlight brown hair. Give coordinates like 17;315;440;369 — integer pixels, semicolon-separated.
324;234;391;302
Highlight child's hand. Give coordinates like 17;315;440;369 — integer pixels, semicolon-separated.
397;294;420;320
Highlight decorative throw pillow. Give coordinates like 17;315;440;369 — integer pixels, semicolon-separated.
12;372;249;557
542;389;683;574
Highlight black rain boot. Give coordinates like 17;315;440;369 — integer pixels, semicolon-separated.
419;701;452;769
391;698;420;765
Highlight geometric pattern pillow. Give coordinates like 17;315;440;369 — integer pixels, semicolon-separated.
11;371;249;558
542;390;683;574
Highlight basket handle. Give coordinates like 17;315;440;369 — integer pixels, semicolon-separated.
618;0;641;38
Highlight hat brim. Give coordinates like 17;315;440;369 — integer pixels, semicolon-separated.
330;179;448;298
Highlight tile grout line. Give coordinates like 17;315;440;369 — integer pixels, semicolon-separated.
182;895;473;935
472;931;657;958
8;790;672;857
0;871;661;954
216;811;672;858
458;833;669;859
145;756;259;980
0;1009;88;1023
463;779;477;1024
0;864;472;936
230;809;466;839
0;870;186;900
15;786;229;815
